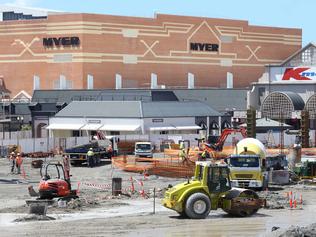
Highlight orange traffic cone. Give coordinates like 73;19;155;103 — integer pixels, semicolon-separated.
299;194;303;209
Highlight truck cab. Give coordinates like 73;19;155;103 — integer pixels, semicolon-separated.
228;154;267;189
134;142;153;158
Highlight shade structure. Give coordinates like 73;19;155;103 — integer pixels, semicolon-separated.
80;123;103;131
149;126;177;131
99;124;141;131
175;125;201;130
46;123;84;130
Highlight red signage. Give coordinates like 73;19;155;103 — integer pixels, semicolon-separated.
282;68;312;81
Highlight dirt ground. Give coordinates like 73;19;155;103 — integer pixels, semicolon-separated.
0;155;315;237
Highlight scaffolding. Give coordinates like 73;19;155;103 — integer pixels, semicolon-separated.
261;92;305;120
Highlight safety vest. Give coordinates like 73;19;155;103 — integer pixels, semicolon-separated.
179;150;186;160
16;156;23;165
87;150;94;157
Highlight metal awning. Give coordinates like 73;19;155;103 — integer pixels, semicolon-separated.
99;124;141;131
81;124;103;131
149;126;177;131
46;123;84;130
175;125;201;130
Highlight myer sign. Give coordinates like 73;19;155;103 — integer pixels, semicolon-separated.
271;67;316;82
190;42;219;52
43;36;80;47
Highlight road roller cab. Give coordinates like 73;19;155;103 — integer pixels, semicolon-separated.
162;161;264;219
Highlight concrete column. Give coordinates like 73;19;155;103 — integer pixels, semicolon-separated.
227;72;233;88
218;116;222;135
87;74;94;89
206;116;210;139
33;75;40;90
151;73;157;89
116;74;122;89
188;73;195;89
60;75;66;89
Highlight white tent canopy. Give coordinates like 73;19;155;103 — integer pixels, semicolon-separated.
80;124;103;131
149;125;201;131
99;124;141;131
149;126;177;131
46;123;84;130
175;125;201;130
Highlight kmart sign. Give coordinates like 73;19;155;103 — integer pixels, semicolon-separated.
271;67;316;82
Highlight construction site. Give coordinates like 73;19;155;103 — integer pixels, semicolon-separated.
0;4;315;237
0;122;316;236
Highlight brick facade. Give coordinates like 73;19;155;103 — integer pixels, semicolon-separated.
0;13;302;97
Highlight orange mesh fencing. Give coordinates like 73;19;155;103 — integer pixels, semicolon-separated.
112;155;195;178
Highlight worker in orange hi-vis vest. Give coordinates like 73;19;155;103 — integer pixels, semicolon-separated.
15;153;23;174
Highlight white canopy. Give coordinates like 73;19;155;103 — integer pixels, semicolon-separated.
175;125;201;130
81;124;103;131
46;123;84;130
149;126;177;131
149;125;201;131
99;124;141;131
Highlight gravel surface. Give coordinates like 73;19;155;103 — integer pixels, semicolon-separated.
0;155;316;237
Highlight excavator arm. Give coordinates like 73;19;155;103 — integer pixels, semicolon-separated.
204;127;247;152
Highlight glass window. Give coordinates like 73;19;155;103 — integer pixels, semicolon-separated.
136;144;151;150
230;156;259;167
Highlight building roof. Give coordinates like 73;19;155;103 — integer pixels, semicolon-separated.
281;91;305;110
32;88;247;113
174;89;248;111
240;118;292;129
32;89;178;103
55;100;221;118
280;42;316;66
142;101;221;117
55;101;142;118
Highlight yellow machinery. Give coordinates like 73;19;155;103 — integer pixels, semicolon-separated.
228;138;268;190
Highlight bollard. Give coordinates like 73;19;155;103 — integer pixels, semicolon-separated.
112;177;122;196
153;187;156;214
130;176;135;192
299;194;303;209
139;180;145;198
76;182;81;196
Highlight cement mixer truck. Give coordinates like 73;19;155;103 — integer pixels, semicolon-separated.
228;138;268;190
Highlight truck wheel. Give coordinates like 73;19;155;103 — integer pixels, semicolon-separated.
185;193;211;219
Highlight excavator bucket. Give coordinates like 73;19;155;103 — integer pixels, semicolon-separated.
221;188;264;217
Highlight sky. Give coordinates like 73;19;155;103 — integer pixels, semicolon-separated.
1;0;314;45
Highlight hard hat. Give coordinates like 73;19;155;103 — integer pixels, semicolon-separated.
17;153;20;155
11;152;15;155
89;148;93;150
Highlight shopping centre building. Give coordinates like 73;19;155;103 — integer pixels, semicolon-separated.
0;6;302;98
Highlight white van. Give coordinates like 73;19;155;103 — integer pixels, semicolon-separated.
135;142;153;158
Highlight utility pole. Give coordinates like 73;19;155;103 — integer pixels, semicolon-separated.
301;110;310;148
246;108;256;138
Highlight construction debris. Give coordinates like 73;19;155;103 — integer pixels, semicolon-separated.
14;214;55;222
277;223;316;237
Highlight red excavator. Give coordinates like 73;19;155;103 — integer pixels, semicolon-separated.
203;127;247;152
29;159;77;200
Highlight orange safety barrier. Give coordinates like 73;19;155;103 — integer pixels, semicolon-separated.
112;155;195;178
